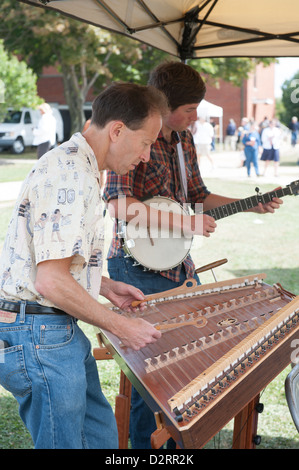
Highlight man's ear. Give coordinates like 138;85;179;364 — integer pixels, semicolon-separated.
109;121;126;142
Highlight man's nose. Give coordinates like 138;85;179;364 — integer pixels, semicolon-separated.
191;109;198;122
140;148;151;163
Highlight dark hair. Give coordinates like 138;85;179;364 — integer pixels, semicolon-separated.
148;61;206;111
91;82;167;130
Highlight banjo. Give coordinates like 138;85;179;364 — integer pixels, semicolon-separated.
118;180;299;271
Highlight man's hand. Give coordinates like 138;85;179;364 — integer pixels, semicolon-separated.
101;278;146;312
255;195;283;214
187;213;217;238
115;316;161;351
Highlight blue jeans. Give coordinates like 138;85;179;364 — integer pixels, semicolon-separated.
108;256;199;449
0;310;118;449
244;148;259;176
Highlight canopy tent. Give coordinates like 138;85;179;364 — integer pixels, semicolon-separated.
197;99;223;118
197;99;223;144
16;0;299;60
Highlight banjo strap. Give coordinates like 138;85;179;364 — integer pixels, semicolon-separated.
176;134;188;201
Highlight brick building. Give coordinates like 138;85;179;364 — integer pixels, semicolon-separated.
37;62;275;141
205;62;276;136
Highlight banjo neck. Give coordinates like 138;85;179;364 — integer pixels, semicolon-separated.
118;180;299;271
204;185;293;221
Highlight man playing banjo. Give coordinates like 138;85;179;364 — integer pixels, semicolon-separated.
103;61;283;449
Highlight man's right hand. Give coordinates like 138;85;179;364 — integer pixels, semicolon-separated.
186;213;217;238
115;316;161;351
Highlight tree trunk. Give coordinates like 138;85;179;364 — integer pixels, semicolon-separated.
61;63;86;136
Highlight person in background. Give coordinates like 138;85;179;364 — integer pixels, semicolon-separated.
260;120;282;176
288;116;299;147
242;122;261;177
225;118;237;150
33;103;57;158
237;117;250;150
259;116;269;137
192;116;215;169
288;116;299;165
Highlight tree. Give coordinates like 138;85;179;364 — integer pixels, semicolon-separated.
279;71;299;125
0;40;41;120
190;57;276;88
0;1;167;133
0;1;275;132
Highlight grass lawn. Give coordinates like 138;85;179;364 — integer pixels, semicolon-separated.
0;149;298;449
0;149;36;183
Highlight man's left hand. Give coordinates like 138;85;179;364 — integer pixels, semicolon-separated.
103;279;146;312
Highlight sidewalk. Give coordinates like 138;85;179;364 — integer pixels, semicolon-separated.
0;181;23;203
0;151;298;203
199;150;299;187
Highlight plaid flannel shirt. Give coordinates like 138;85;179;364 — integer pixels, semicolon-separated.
103;129;210;282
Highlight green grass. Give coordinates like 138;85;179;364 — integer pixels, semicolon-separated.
193;178;299;295
0;153;298;449
0;162;34;183
0;148;37;160
0;148;36;183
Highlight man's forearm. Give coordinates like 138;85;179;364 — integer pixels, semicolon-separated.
108;196;194;236
35;259;120;331
34;259;161;350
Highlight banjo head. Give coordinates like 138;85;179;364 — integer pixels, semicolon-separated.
122;196;192;271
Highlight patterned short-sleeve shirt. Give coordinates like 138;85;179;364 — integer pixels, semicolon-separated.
103;129;210;282
0;133;104;306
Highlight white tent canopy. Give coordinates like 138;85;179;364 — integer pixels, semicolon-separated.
197;99;223;144
17;0;299;60
197;99;223;118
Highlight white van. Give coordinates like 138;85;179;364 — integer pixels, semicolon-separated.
0;107;64;154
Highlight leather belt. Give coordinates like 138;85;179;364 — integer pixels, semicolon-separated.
0;299;66;315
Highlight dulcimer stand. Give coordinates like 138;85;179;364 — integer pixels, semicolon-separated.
93;258;265;449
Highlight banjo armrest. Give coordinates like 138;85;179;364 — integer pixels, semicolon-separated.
195;258;228;274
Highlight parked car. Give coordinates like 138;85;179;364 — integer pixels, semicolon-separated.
0;107;64;154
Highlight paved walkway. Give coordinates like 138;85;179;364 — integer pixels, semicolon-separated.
199;150;299;187
0;181;23;203
0;151;298;203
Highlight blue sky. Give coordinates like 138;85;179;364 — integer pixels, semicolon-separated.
275;57;299;97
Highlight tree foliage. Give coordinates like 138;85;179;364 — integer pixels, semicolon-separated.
0;0;275;132
278;71;299;125
0;1;165;131
0;39;41;120
190;57;276;87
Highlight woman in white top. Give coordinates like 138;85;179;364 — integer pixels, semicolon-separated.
192;116;215;168
33;103;57;158
260;120;282;176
